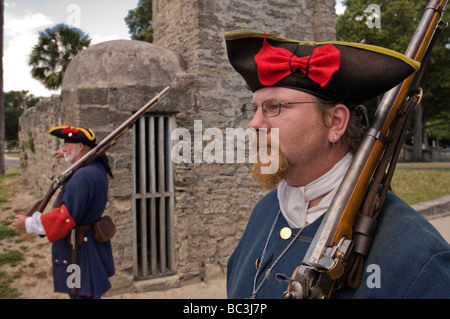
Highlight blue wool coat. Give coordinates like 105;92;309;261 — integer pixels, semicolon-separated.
50;160;115;298
227;190;450;299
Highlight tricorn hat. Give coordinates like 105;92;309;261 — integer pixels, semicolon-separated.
48;125;96;147
225;30;420;104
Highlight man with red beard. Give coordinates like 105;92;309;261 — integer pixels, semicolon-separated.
225;30;450;299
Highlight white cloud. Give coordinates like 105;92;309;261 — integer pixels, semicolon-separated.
4;11;59;96
6;12;52;36
3;1;134;97
335;0;346;15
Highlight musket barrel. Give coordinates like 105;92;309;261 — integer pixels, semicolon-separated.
328;0;447;247
58;86;170;182
291;0;448;293
25;86;170;216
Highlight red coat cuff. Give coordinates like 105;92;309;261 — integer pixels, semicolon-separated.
41;204;76;242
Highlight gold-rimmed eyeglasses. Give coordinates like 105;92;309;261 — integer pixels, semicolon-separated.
241;99;316;119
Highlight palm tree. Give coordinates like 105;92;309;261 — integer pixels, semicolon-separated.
28;23;91;90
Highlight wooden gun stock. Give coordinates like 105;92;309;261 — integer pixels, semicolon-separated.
24;86;170;217
25;187;57;217
284;0;448;299
332;0;448;245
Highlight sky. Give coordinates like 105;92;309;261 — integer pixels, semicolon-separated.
4;0;139;97
335;0;346;15
4;0;346;98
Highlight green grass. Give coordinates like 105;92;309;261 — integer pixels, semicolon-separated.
0;221;20;241
0;270;20;299
0;225;24;298
0;250;24;267
391;169;450;205
0;167;21;204
6;152;21;158
0;166;24;298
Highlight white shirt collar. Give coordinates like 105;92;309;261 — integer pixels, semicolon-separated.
277;153;353;228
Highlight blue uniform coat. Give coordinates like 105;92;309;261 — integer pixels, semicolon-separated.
227;190;450;298
50;160;115;298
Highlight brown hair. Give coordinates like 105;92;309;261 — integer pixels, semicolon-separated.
315;98;368;154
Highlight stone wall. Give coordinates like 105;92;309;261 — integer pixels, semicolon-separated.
151;0;337;282
19;95;67;194
399;145;450;162
19;0;337;294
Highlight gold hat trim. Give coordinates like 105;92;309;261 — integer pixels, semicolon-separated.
224;29;420;71
48;125;96;141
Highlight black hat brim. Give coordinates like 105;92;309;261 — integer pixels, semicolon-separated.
225;30;420;104
48;126;96;147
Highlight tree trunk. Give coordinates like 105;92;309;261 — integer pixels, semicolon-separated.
413;102;423;162
0;0;5;175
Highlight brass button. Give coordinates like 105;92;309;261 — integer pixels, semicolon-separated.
84;237;88;242
280;227;292;240
63;260;68;264
60;209;65;213
255;258;261;270
65;219;71;223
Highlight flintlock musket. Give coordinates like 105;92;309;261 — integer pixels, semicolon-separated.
284;0;448;299
25;86;170;217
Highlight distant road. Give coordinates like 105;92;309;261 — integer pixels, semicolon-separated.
397;162;450;169
4;155;21;170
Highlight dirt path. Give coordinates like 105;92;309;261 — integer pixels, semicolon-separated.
0;177;65;299
0;176;226;299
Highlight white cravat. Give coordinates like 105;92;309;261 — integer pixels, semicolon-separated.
277;153;353;228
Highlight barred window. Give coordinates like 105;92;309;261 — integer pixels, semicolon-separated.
132;115;176;279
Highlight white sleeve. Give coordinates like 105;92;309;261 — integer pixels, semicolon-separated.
25;211;46;235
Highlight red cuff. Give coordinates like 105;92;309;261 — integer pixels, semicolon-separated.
41;204;76;242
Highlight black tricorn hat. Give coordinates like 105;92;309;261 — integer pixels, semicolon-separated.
48;125;96;147
225;30;420;104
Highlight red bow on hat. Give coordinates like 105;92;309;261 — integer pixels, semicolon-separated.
62;126;80;135
255;35;340;87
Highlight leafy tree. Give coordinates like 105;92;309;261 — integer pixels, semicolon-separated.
28;23;91;90
4;91;41;141
337;0;450;153
337;0;427;52
426;112;450;147
125;0;153;43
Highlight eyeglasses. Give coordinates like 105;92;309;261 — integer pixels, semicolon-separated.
241;99;316;119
